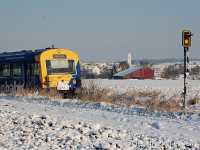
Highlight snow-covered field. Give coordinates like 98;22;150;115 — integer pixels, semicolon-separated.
0;95;200;149
83;79;200;99
0;79;200;149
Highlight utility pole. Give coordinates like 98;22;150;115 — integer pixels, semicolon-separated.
182;30;192;112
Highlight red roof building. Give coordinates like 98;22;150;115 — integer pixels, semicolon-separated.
113;67;154;79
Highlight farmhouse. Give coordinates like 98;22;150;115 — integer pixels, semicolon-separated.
113;66;154;79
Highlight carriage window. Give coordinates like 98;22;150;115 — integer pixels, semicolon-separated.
13;64;22;76
2;64;10;76
46;60;75;75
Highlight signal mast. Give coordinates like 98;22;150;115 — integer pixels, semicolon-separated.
182;30;193;112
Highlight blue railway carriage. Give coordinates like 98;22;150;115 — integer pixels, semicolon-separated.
0;48;81;95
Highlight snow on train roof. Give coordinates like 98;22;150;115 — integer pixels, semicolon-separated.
0;49;45;63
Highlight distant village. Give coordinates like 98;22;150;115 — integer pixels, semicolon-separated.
81;53;200;80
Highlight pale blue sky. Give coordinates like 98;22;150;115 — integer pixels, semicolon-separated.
0;0;199;61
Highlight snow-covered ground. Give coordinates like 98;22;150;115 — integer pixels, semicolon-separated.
0;79;200;149
83;79;200;99
0;95;200;149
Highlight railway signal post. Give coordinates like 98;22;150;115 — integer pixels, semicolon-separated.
182;30;192;112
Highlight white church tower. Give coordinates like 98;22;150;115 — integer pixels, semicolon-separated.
128;52;132;67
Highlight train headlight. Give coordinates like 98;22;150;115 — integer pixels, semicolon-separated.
72;79;76;85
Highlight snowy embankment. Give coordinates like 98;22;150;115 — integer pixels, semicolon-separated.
82;79;200;99
0;96;200;149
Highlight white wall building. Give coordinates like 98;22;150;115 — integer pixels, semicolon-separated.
127;52;132;67
152;63;171;79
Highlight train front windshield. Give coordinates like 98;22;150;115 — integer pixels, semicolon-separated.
46;60;75;75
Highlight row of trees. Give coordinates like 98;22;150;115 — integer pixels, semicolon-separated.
161;65;200;79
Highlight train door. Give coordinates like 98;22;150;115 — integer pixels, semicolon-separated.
26;63;40;89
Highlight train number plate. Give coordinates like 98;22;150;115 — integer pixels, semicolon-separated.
57;81;69;90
